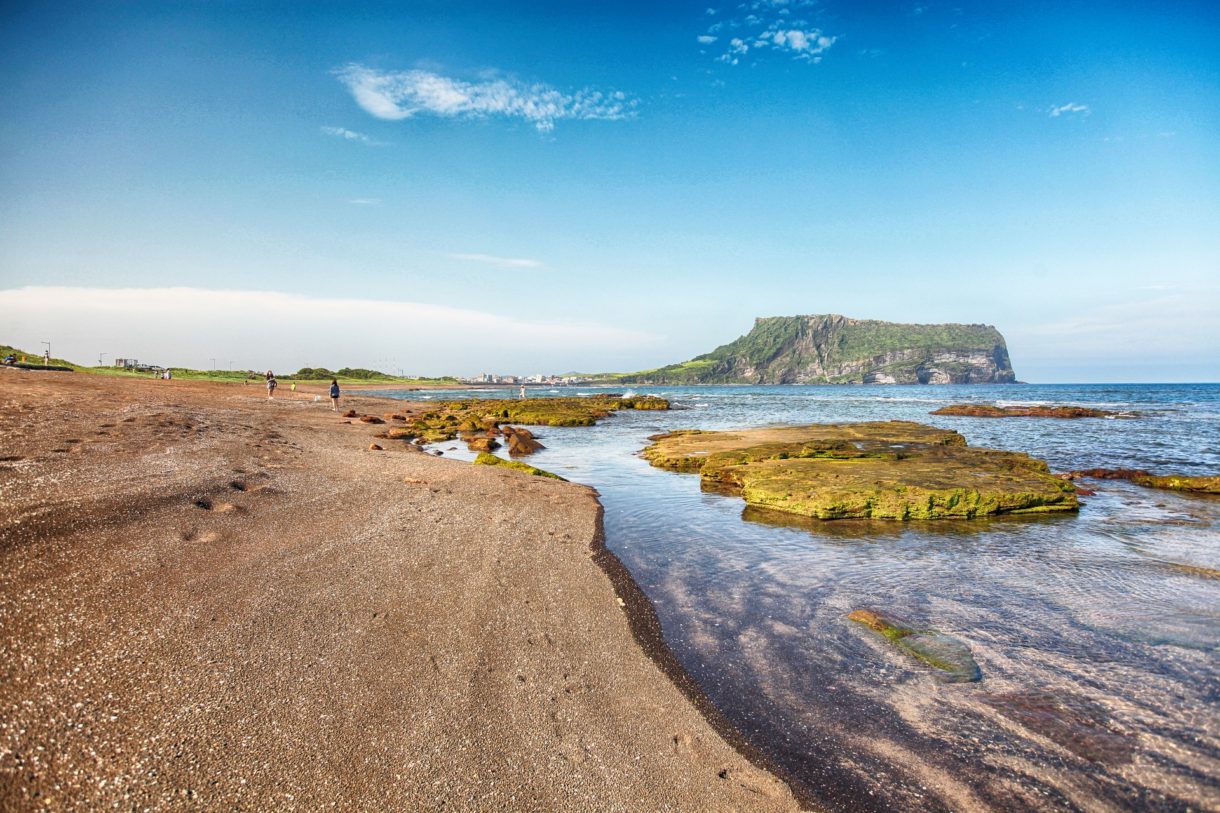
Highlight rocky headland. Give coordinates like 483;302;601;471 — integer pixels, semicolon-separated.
616;314;1017;385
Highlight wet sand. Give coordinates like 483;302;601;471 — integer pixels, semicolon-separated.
0;370;802;811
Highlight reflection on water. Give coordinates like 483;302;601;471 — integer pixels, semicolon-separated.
393;384;1220;811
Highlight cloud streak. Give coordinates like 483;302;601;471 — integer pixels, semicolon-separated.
0;286;659;375
449;253;543;269
320;125;387;145
1049;103;1090;118
334;64;637;132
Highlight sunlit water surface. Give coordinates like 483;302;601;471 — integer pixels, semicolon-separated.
376;384;1220;811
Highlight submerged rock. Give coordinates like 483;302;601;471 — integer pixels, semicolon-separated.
848;609;981;683
982;691;1132;763
643;422;1077;520
932;404;1121;419
896;634;981;683
846;609;915;640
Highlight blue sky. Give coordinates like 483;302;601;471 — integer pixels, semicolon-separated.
2;0;1218;381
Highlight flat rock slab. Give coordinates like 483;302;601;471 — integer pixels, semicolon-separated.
1068;468;1220;495
931;404;1123;419
409;395;669;442
643;421;1077;520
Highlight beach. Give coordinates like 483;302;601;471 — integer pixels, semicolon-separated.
0;370;800;811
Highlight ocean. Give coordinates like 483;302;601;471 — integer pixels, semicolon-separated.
377;383;1220;811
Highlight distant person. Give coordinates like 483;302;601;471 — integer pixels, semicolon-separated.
266;371;277;400
519;385;526;399
290;382;297;393
329;378;340;411
43;350;50;365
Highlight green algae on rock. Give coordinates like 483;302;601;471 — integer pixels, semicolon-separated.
473;452;566;480
931;404;1121;419
643;421;1077;520
408;396;668;444
1067;468;1220;495
848;609;981;683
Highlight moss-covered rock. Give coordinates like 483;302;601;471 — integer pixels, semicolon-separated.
1067;468;1220;494
399;396;669;444
473;452;566;480
642;422;1076;520
848;609;981;682
932;404;1121;419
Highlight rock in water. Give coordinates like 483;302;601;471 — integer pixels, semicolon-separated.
1067;468;1220;495
848;609;982;682
846;609;915;640
503;426;545;456
466;436;501;453
642;421;1077;521
931;404;1120;419
896;633;981;683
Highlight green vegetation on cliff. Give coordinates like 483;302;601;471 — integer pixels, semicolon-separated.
612;314;1016;385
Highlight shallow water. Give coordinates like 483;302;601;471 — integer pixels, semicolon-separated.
380;384;1220;811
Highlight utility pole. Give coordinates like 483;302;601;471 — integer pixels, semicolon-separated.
210;358;217;371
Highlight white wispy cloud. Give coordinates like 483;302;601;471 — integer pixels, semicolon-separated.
348;198;380;206
702;2;835;65
449;253;543;270
333;64;637;133
320;125;387;145
1009;293;1220;358
1049;103;1090;118
0;286;659;375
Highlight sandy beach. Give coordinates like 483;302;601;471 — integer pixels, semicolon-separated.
0;369;802;811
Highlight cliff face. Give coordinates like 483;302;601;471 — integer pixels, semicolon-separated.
624;315;1017;385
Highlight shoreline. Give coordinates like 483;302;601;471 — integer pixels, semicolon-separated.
0;369;803;810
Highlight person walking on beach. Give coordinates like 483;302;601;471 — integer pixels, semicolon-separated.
265;370;277;400
329;378;340;411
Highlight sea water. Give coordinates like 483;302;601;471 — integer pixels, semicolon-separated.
377;384;1220;811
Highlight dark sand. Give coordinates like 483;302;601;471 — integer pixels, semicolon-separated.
0;370;803;811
